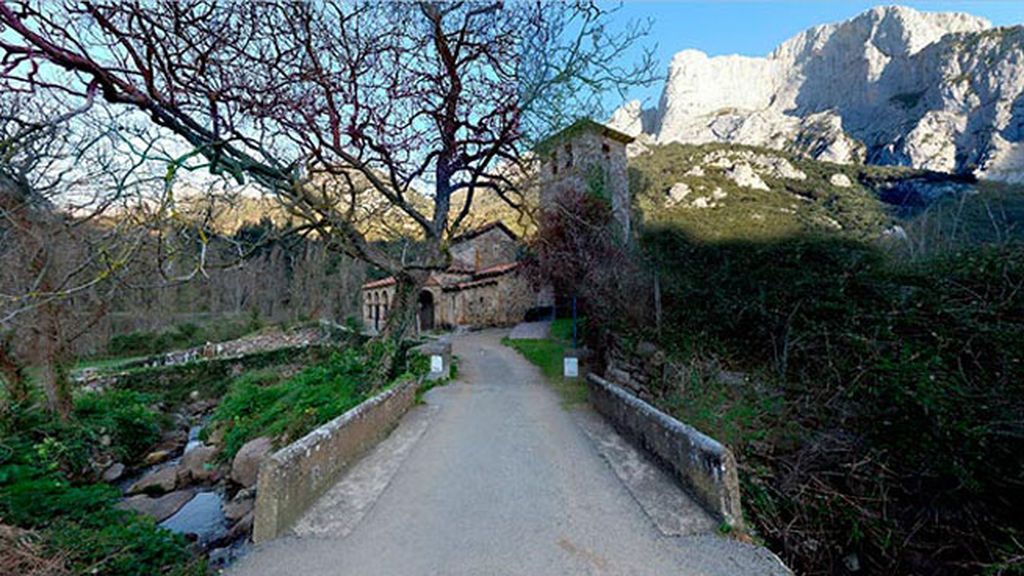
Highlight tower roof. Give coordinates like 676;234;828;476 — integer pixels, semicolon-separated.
534;119;634;155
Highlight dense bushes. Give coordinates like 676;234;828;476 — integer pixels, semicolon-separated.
637;228;1024;575
0;394;202;575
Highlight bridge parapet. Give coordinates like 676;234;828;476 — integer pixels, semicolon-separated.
586;373;744;530
253;376;420;542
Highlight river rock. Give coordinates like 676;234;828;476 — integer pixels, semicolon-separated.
102;462;125;483
231;436;273;488
128;466;178;495
142;449;173;466
180;445;218;483
223;496;254;522
118;489;195;522
228;510;254;540
206;425;226;449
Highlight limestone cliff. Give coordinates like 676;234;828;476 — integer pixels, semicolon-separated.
613;6;1024;183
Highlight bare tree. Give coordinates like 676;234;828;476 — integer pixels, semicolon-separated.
0;89;184;416
0;0;657;369
525;187;648;338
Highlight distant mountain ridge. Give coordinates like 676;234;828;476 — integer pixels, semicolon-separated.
611;5;1024;183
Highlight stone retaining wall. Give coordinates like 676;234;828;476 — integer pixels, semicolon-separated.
252;377;420;542
604;337;690;403
586;373;744;529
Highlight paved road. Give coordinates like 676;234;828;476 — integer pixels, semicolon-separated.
230;330;788;576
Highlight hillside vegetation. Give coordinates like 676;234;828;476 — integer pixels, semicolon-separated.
630;143;1023;248
589;144;1024;575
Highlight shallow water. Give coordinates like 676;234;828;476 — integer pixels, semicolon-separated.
184;424;204;454
160;491;228;545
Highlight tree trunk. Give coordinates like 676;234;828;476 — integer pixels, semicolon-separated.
366;270;429;391
0;335;31;405
32;299;73;419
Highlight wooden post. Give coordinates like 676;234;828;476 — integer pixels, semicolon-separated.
654;270;662;337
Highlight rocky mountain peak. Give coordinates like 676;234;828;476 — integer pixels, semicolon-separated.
612;5;1024;183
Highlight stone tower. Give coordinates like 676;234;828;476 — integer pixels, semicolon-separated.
537;119;634;238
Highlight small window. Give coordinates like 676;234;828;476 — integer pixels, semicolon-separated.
602;142;611;156
564;143;573;168
551;151;558;175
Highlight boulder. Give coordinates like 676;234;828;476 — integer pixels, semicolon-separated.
830;173;853;188
726;163;770;191
128;466;178;495
179;445;218;483
223;496;254;523
142;449;173;466
231;436;273;488
118;489;195;522
666;182;691;206
101;462;125;483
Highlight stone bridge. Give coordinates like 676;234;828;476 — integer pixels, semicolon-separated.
229;329;789;575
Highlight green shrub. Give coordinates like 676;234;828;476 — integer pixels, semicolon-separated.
73;390;161;462
636;227;1024;574
0;401;202;575
104;317;259;359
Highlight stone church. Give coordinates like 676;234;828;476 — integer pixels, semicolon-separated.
361;119;633;333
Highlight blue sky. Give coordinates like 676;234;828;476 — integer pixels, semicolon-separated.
607;1;1024;107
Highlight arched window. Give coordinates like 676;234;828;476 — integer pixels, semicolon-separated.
564;143;573;167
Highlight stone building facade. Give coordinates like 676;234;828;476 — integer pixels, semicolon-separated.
537;119;633;238
361;120;633;333
361;222;541;334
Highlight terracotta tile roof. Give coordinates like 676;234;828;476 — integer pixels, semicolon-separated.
363;261;518;292
443;277;501;292
473;261;519;279
362;276;396;290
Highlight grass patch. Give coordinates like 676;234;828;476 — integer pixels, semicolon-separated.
102;343;337;408
209;344;427;460
628;142;895;243
503;318;587;407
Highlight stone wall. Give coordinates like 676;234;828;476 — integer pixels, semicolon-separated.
252;376;420;542
450;226;520;271
586;373;744;529
80;344;339;402
603;337;691;404
439;271;536;328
